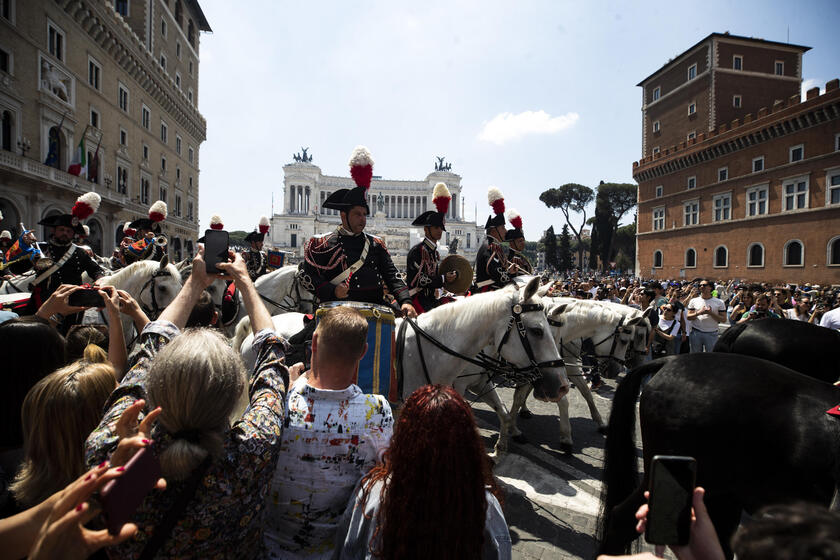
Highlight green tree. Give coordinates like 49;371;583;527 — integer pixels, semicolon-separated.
558;224;572;271
523;240;539;265
594;182;637;271
613;219;637;272
542;226;557;269
539;183;595;271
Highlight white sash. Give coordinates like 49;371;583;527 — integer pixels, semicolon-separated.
32;244;77;286
329;235;371;286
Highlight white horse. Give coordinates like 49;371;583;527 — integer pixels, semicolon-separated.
237;278;571;457
223;266;315;335
461;296;645;454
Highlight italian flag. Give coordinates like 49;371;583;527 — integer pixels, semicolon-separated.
68;135;87;177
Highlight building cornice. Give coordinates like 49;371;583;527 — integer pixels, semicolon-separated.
54;0;207;142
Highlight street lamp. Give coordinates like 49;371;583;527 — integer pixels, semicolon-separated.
17;137;31;157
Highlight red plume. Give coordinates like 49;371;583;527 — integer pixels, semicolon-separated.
507;209;523;230
72;192;101;220
349;146;374;190
432;182;451;215
258;215;270;234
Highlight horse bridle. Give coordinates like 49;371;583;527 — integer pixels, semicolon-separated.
139;267;173;319
494;302;566;385
549;314;630;366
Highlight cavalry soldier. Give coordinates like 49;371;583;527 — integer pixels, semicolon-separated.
17;193;106;318
406;182;458;313
474;186;512;292
299;146;416;318
125;201;168;262
505;209;533;275
242;216;270;282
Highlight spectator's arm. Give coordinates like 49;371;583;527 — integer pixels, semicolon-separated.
99;288;127;377
158;247;219;329
116;290;149;333
218;251;273;333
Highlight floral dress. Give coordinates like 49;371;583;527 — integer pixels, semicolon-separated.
85;321;289;559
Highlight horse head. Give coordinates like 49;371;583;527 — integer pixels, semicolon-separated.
497;277;569;402
139;258;183;318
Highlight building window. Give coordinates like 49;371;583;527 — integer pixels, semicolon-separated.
688;102;696;115
118;83;129;112
466;233;471;248
119;128;127;146
652;146;660;155
161;18;167;37
752;156;764;173
718;167;728;182
714;246;728;268
789;144;804;162
160;121;167;143
687;131;696;141
160;53;167;71
161;155;166;171
0;47;10;73
187;200;194;221
652;86;660;101
159;184;167;203
176;166;180;181
189;176;192;189
176;135;181;155
189;60;193;75
653;250;663;268
141;104;150;129
116;164;128;194
747;243;764;267
175;194;181;217
685;248;696;268
115;0;129;17
687;63;697;80
88;57;101;90
188;88;194;104
140;176;150;204
188;146;194;163
828;236;840;266
746;185;768;216
713;193;731;221
176;41;181;59
90;108;100;129
653;120;660;133
828;172;840;205
687;176;696;189
175;72;181;88
775;61;784;75
683;200;699;226
290;233;297;248
835;133;840;151
48;22;65;61
783;240;804;267
142;143;149;161
783;178;808;211
187;19;195;46
1;0;11;21
733;95;742;108
733;55;742;70
655;185;663;198
653;207;665;231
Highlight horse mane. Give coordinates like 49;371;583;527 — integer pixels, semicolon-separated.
102;260;161;285
550;298;620;328
420;285;517;332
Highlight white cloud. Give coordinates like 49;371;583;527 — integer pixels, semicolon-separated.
478;110;579;145
801;78;825;100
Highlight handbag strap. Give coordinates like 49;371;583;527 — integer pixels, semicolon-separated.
138;455;212;560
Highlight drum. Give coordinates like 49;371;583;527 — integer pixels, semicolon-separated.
315;301;398;402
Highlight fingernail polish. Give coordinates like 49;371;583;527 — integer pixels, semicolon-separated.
98;461;109;468
142;439;150;444
116;466;125;472
76;503;84;512
85;473;93;481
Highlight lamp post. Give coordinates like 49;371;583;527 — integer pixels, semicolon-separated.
17;137;31;157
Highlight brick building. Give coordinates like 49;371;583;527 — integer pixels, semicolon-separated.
0;0;210;261
634;34;840;284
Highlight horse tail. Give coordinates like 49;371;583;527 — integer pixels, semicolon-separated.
596;358;670;550
231;315;253;353
713;321;745;353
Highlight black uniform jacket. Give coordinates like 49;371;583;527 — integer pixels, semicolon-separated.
406;238;444;312
508;248;533;275
474;237;511;292
19;241;105;297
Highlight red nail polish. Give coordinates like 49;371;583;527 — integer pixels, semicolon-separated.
75;503;84;512
116;466;125;472
85;473;93;481
98;461;108;468
142;439;150;444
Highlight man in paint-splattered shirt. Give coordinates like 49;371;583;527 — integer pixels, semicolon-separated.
263;306;393;559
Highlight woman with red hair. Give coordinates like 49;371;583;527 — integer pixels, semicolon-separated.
335;384;511;559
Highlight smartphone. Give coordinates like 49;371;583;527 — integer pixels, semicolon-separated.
99;447;162;535
68;288;105;308
203;229;229;274
645;455;696;546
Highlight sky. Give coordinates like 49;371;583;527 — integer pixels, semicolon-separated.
195;0;840;240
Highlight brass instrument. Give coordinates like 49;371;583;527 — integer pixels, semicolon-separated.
439;254;473;295
153;235;168;247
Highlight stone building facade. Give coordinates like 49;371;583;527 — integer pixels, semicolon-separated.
0;0;210;261
270;157;484;270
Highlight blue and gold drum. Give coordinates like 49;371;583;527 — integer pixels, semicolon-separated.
315;301;397;402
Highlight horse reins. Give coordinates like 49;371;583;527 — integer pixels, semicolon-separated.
551;314;630;366
139;267;174;319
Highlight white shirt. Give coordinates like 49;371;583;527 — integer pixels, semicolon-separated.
657;316;682;337
819;307;840;330
687;296;726;333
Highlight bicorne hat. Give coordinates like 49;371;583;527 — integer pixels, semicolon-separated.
484;186;506;229
411;182;451;230
245;216;270;243
322;146;374;214
129;200;167;234
197;214;224;244
38;192;101;236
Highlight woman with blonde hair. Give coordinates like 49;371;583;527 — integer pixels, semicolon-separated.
10;344;116;508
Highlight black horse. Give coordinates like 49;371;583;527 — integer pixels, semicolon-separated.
596;353;840;558
714;318;840;383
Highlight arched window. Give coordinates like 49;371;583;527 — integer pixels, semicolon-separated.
1;110;11;152
747;243;764;267
86;219;103;256
714;245;728;267
784;240;804;266
828;236;840;266
653;250;663;268
171;237;182;261
45;126;65;169
0;198;21;237
685;248;696;268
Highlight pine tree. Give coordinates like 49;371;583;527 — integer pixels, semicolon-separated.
543;226;557;269
559;224;572;271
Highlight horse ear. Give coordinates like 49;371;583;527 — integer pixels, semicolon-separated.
159;254;169;269
554;303;568;315
536;283;552;298
627;316;642;326
521;276;540;302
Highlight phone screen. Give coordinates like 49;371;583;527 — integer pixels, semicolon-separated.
203;229;229;274
68;289;104;308
645;455;696;546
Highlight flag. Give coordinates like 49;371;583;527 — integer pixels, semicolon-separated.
1;232;40;270
68;128;88;177
88;135;102;183
44;112;67;168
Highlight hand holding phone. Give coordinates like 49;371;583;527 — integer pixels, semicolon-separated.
99;447;162;535
202;229;230;275
645;455;696;546
68;288;107;308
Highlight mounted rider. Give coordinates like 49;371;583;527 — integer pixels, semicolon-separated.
124;200;168;263
242;216;270;282
474;187;512;293
16;192;106;320
505;209;533;275
406;182;458;314
299;146;416;317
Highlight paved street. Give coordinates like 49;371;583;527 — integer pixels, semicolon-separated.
472;377;659;560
